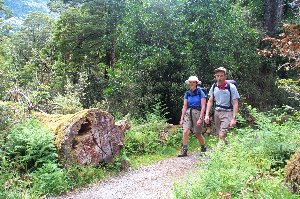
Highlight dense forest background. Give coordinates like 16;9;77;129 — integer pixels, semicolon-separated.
1;1;300;198
0;0;299;123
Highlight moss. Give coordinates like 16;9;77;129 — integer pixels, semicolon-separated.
285;151;300;193
33;108;129;166
33;109;109;148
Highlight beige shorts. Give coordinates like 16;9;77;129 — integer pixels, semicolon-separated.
183;108;202;134
214;110;233;134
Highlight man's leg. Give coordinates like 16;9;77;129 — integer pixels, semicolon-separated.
219;131;227;141
214;111;221;138
195;133;205;145
218;111;233;144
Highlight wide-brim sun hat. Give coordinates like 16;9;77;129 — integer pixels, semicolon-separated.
185;76;201;85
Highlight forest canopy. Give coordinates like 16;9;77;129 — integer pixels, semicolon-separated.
0;0;299;122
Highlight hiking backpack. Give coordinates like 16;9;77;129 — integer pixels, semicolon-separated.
212;80;237;110
195;82;207;96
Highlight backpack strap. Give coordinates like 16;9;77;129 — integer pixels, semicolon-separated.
186;88;202;97
227;83;232;109
212;82;216;102
196;87;202;97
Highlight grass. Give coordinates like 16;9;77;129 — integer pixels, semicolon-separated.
174;108;300;199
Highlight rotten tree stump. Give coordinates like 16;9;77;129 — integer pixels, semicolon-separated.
34;109;130;166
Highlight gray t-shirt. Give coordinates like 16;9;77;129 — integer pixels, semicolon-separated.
208;83;240;111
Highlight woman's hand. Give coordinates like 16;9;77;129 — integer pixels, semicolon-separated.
180;119;184;126
197;118;202;125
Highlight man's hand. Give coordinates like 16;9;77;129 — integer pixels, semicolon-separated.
197;118;202;125
204;115;210;124
229;118;236;128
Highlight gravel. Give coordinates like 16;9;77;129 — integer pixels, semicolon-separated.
53;152;208;199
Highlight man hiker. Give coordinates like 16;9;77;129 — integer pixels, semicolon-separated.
178;76;207;157
204;67;240;144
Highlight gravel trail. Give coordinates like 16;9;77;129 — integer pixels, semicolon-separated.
54;152;208;199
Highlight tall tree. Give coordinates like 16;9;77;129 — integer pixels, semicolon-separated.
52;0;125;106
9;12;54;86
264;0;284;36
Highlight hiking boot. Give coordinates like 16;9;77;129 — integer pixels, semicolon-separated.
178;145;188;157
178;148;188;157
201;145;207;152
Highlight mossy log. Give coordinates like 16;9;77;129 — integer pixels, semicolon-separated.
34;109;130;166
285;151;300;193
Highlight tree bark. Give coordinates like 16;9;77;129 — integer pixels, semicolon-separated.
285;151;300;193
34;109;130;166
264;0;284;35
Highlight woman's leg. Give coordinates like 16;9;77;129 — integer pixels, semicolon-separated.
182;128;190;145
178;128;190;157
195;133;206;152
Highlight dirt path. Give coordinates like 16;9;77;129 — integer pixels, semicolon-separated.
54;152;209;199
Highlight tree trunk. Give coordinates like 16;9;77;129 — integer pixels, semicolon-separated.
34;109;130;166
264;0;284;35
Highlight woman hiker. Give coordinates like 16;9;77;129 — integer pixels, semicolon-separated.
178;76;207;157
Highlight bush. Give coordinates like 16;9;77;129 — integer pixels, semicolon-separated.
0;158;31;199
29;162;68;196
65;164;109;188
4;119;58;172
51;93;83;114
174;108;300;198
0;101;25;133
125;126;161;154
123;101;175;155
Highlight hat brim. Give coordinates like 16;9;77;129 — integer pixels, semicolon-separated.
214;69;226;74
185;80;201;85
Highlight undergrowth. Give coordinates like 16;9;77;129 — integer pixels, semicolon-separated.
0;102;203;198
174;106;300;198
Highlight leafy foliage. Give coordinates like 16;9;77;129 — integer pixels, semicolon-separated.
51;93;83;114
1;0;298;119
29;162;68;196
260;24;300;70
124;101;178;155
174;107;300;198
0;101;24;132
4;119;58;172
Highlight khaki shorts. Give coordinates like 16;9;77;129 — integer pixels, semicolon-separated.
214;110;233;134
183;108;202;134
